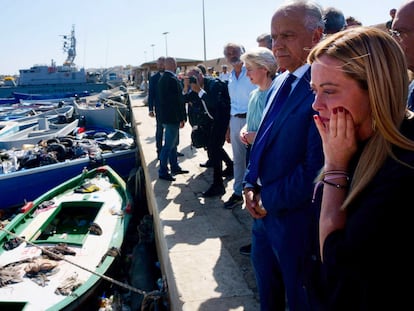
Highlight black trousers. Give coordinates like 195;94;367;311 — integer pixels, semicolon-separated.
207;119;232;185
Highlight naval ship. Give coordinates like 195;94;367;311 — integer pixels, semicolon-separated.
0;25;109;99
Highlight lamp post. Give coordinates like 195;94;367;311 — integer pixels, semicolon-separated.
151;44;155;60
202;0;206;61
162;32;169;56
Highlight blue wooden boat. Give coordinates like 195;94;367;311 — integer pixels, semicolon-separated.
13;91;90;101
0;127;137;209
0;107;34;121
12;105;75;130
0;97;19;105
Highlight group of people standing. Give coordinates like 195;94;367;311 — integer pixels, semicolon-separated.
148;0;414;310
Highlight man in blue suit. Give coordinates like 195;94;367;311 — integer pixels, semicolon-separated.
243;1;325;310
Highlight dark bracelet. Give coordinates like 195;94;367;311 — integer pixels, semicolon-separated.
322;179;349;189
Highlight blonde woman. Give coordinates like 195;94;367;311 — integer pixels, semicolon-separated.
310;26;414;310
240;47;278;154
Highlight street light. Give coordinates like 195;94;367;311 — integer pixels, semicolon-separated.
151;44;155;60
202;0;206;61
162;32;169;56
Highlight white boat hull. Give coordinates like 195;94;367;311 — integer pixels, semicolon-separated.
0;119;79;150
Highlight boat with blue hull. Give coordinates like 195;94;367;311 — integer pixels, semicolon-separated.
13;91;90;101
0;148;137;210
0;25;109;99
0;126;138;210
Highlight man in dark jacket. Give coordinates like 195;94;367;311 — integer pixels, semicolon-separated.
148;56;165;158
157;57;188;181
184;66;233;196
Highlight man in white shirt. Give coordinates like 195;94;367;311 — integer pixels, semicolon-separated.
218;65;230;82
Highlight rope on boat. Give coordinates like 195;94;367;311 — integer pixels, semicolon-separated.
0;226;165;299
115;105;129;125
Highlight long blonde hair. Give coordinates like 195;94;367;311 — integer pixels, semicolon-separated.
308;26;414;209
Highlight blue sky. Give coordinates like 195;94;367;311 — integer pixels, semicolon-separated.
1;0;398;75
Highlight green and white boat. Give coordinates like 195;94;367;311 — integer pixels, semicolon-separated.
0;165;133;310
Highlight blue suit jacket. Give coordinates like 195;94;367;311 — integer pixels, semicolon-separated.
244;68;324;216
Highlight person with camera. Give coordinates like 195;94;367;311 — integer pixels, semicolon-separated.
183;66;233;197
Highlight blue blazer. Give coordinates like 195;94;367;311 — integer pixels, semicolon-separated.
244;68;324;216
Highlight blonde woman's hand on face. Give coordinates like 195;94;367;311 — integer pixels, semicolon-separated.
313;107;358;171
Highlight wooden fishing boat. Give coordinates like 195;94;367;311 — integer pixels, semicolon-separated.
13;105;75;130
73;97;130;129
0;127;137;209
13;91;90;102
0;119;79;150
0;165;133;310
0;97;19;105
0;121;19;138
0;107;34;121
0;128;139;211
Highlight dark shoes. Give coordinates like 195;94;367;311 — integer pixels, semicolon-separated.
171;169;189;175
239;244;251;256
222;166;234;178
177;151;184;157
224;193;243;209
202;184;225;197
199;160;212;168
159;168;188;180
159;174;176;181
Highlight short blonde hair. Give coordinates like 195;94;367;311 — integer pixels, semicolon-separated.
241;47;278;78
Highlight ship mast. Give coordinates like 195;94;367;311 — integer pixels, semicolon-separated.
62;25;76;66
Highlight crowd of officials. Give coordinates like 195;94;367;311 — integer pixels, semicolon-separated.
147;0;414;310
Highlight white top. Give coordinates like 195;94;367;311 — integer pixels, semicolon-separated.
219;72;231;82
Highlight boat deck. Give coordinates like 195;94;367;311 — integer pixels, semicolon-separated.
0;168;130;310
130;93;259;311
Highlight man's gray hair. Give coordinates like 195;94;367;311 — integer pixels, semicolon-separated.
279;0;325;32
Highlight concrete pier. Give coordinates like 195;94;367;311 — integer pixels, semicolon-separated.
130;93;259;311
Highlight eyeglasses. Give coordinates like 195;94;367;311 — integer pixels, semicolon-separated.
389;29;411;42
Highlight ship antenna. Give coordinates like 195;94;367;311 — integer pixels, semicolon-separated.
62;24;76;66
